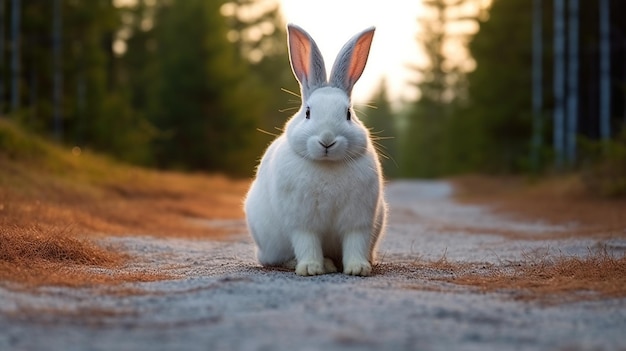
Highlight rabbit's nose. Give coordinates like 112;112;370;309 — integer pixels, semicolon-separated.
319;131;337;149
320;131;335;145
319;140;337;149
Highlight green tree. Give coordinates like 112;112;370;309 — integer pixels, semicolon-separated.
3;0;329;175
66;1;153;163
222;0;299;140
401;0;476;178
147;0;261;174
7;1;153;163
117;0;157;119
360;80;398;178
462;0;539;173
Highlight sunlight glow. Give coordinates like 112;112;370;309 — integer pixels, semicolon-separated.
113;0;489;105
279;0;423;104
279;0;490;105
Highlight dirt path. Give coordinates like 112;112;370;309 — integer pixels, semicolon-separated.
1;180;625;351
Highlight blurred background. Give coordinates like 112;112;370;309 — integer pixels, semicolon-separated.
0;0;625;193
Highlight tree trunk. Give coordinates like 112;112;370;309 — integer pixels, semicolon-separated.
566;0;579;165
53;0;62;140
553;0;565;169
0;0;5;116
10;0;20;114
599;0;611;141
531;0;543;172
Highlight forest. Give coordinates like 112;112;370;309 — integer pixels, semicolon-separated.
0;0;625;195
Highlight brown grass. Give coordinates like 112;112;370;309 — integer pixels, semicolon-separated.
444;250;626;302
0;224;170;288
452;174;626;239
0;225;120;265
0;158;248;238
0;134;249;288
439;175;626;301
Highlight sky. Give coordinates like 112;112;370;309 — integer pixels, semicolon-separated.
114;0;489;105
279;0;424;105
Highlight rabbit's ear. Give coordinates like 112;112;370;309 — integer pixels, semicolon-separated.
287;24;327;101
329;27;375;97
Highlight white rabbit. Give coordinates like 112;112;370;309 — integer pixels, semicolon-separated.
244;24;386;276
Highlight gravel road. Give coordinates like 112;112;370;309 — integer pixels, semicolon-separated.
1;180;625;351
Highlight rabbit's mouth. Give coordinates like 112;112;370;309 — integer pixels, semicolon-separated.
319;140;337;157
307;136;348;161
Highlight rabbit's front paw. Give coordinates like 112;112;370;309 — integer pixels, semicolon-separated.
295;261;325;276
343;260;372;276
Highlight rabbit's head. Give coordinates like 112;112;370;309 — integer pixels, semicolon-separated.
284;24;375;162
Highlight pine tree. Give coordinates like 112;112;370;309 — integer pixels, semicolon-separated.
222;0;299;139
462;0;539;173
147;0;261;173
360;80;398;178
402;0;475;177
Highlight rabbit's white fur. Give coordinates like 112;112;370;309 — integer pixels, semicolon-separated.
244;24;386;276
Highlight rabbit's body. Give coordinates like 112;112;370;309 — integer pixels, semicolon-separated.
244;25;386;276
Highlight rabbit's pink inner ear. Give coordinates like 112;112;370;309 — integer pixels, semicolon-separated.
347;30;375;85
288;29;312;81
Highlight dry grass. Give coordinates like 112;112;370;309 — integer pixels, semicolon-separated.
0;225;121;266
444;250;626;302
0;121;249;288
0;168;248;288
452;174;626;239
440;175;626;301
404;249;626;302
0;224;169;289
0;160;248;238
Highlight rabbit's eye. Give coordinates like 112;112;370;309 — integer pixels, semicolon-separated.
305;107;310;119
346;109;351;121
